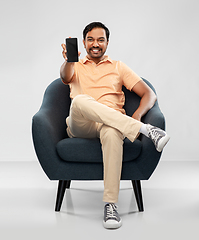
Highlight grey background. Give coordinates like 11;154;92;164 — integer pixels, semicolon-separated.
0;0;199;161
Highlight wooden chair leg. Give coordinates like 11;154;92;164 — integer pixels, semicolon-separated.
132;180;144;212
55;180;71;212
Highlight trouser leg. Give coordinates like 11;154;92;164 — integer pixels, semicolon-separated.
66;94;142;141
66;94;142;203
100;125;124;203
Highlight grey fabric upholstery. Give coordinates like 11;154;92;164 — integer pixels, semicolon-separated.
32;77;165;181
56;137;142;163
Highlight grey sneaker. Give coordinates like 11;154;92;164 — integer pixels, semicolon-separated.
103;203;122;229
146;124;170;152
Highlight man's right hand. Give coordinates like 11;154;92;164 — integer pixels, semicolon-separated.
60;39;81;84
61;43;68;61
61;41;81;62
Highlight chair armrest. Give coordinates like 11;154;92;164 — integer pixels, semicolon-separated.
32;108;67;147
32;79;71;179
141;102;165;130
32;109;68;178
134;102;165;179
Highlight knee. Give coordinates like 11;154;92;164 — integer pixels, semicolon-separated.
71;94;93;108
72;94;88;104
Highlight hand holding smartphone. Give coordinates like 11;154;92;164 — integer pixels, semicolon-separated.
65;38;79;62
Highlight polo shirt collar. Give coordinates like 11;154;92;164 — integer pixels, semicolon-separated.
82;55;113;64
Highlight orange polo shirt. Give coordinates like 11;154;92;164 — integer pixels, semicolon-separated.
66;56;141;114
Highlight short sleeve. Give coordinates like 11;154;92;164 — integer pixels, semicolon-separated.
118;61;141;91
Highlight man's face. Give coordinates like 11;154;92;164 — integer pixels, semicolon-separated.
83;28;109;62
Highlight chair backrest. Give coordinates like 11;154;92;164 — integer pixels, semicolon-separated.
41;78;71;119
42;78;157;119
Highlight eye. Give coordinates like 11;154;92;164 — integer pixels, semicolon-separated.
87;38;93;42
98;39;105;43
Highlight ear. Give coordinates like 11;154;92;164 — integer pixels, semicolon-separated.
83;39;86;48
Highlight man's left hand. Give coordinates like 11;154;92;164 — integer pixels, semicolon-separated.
132;112;141;122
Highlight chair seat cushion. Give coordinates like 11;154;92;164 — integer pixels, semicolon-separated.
56;137;142;163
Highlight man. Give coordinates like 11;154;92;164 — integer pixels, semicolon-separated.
60;22;170;229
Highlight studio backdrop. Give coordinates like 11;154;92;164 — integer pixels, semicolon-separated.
0;0;198;162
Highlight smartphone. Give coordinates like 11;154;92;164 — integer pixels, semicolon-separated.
66;38;79;62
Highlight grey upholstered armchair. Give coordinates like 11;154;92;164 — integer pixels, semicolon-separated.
32;78;165;212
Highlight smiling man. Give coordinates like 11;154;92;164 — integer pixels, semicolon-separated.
60;22;170;229
83;27;108;62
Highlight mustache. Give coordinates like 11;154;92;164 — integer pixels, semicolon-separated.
89;47;101;50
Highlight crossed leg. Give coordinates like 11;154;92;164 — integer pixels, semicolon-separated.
66;94;142;202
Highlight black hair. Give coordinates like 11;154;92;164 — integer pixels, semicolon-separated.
83;22;110;41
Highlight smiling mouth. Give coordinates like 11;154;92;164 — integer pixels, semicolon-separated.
90;48;101;54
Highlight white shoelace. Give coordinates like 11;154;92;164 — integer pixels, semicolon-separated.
105;204;118;220
148;129;161;145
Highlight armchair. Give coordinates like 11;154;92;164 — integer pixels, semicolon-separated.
32;78;165;212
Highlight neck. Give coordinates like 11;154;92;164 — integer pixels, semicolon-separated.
86;55;105;64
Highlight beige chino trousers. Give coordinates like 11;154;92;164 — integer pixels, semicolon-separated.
66;94;142;203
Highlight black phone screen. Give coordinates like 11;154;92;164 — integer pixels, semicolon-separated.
66;38;79;62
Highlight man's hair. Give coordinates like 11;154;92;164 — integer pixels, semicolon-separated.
83;22;110;41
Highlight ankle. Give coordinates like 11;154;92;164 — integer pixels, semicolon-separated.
139;123;149;137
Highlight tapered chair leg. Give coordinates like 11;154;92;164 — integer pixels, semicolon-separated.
55;180;71;212
132;180;144;212
66;180;71;189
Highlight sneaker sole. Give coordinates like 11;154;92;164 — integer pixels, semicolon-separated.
103;219;122;229
157;134;170;152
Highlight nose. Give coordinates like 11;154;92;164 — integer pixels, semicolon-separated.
93;40;99;47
